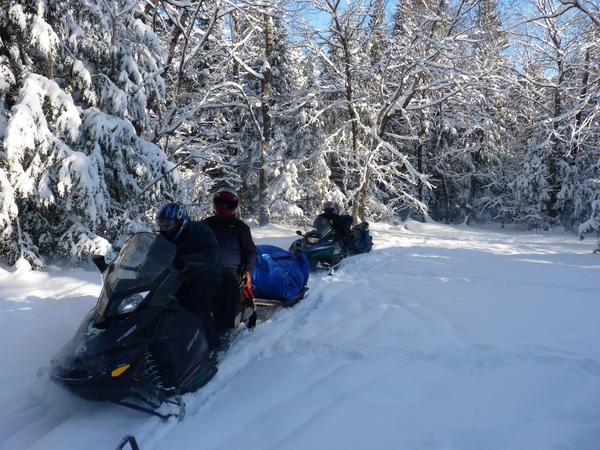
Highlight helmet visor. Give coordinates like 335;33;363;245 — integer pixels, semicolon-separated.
157;218;177;233
214;198;238;210
323;201;336;213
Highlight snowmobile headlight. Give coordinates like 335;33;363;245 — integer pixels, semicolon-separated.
117;291;150;315
307;236;319;244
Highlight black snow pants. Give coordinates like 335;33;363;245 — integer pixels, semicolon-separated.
213;266;242;334
178;281;220;349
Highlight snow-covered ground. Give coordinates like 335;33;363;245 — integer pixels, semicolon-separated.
1;221;599;450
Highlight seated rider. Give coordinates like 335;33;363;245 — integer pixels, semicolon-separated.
314;201;351;242
156;203;221;349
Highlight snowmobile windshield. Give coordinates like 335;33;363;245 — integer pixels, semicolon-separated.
106;233;176;295
313;216;333;238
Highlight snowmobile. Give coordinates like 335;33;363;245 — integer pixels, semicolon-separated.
289;218;347;271
289;217;373;271
49;232;218;420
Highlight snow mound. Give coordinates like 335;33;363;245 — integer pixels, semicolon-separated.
13;257;32;273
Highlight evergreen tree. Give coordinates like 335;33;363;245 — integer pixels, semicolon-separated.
0;0;177;267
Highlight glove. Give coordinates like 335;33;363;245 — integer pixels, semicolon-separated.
239;270;251;289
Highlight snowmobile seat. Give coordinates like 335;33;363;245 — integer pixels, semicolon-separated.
340;214;353;233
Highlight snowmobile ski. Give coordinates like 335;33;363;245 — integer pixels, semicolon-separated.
115;389;186;420
328;260;345;276
116;435;140;450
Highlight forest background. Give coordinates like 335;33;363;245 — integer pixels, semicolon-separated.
0;0;598;268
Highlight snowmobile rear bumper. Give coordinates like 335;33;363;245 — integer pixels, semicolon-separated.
253;287;308;308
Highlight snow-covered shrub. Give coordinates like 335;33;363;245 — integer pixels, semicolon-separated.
578;200;600;239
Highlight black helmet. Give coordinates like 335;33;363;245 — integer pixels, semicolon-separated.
156;203;189;241
322;200;338;214
213;187;239;219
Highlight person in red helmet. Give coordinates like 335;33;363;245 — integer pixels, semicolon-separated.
203;187;256;334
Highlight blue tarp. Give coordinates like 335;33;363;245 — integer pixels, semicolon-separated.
251;245;310;302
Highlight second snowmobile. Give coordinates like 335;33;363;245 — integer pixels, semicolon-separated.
50;232;218;419
289;218;347;270
289;217;373;271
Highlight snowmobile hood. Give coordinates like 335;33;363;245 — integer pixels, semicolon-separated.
49;308;156;401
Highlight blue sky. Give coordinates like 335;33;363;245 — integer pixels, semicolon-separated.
299;1;397;30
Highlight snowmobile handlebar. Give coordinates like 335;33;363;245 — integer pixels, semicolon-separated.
180;261;208;271
175;258;208;275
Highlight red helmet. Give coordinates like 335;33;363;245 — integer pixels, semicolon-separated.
213;187;239;219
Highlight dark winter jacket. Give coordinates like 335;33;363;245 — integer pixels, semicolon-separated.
314;212;351;239
203;216;256;272
175;221;222;285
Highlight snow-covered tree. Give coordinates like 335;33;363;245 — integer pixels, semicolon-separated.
0;0;177;268
506;0;600;228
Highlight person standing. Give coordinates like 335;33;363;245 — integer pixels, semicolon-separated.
203;187;256;334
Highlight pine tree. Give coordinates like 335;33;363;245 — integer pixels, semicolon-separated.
0;0;177;267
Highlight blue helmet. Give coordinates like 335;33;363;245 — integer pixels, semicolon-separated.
323;201;338;214
156;203;189;241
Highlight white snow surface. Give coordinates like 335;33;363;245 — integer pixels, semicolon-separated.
0;221;599;450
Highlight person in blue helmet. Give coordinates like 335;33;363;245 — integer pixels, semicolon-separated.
156;202;221;348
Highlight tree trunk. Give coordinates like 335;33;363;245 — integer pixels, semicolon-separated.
111;13;117;77
417;109;426;203
341;34;361;224
441;172;450;224
547;57;564;220
175;2;203;103
166;11;188;70
573;45;590;157
258;13;273;226
354;165;372;224
231;13;240;81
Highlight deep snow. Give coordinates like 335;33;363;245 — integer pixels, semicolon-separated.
0;221;599;450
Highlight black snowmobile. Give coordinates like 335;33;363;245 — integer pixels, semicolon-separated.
289;216;348;271
50;232;217;420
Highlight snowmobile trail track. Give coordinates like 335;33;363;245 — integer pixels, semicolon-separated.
128;278;330;449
